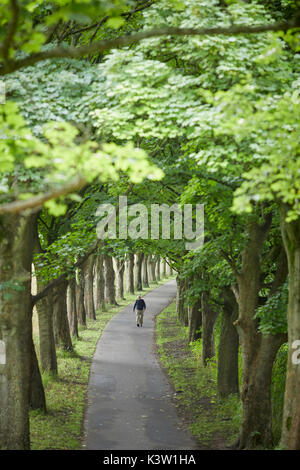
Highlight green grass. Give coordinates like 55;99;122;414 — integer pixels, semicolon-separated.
30;277;173;450
155;301;241;449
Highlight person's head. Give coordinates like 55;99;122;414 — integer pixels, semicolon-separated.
137;295;141;299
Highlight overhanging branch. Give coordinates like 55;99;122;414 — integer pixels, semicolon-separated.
0;176;86;214
1;16;299;76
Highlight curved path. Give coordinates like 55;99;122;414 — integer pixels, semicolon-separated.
82;280;198;450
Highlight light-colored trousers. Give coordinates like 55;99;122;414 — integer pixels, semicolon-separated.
135;309;145;326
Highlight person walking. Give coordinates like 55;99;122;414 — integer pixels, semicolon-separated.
133;295;146;327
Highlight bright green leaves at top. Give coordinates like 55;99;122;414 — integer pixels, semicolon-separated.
0;0;138;64
89;0;290;144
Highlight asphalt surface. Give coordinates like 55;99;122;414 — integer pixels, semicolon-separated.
82;279;198;450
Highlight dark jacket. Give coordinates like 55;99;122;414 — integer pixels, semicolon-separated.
133;299;146;311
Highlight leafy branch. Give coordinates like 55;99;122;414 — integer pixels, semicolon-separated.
1;15;299;76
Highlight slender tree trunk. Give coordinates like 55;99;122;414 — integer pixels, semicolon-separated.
116;258;125;300
142;255;149;288
201;292;219;366
29;337;46;412
217;289;239;398
156;256;161;281
35;292;57;374
280;207;300;449
162;259;167;278
53;280;73;351
0;213;35;449
76;269;86;327
67;278;79;338
176;275;188;325
176;275;184;320
136;253;144;291
33;220;57;375
127;253;135;294
188;296;202;343
97;254;106;310
104;254;117;305
83;255;96;320
150;256;157;283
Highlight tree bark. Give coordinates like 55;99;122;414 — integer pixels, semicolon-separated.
149;255;157;283
53;280;73;351
167;261;173;276
162;259;167;278
142;254;149;288
156;256;161;281
280;207;300;450
97;254;106;310
76;269;87;327
116;258;125;300
176;275;188;326
83;255;96;319
201;292;219;366
29;337;46;412
104;254;117;305
67;278;79;338
136;253;144;291
217;289;239;398
35;291;58;374
0;213;35;449
188;296;202;343
233;216;286;449
127;253;135;294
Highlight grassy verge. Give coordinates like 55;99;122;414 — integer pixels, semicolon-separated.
30;277;173;450
155;301;241;450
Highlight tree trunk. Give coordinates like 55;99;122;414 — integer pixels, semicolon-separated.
280;207;300;449
217;289;239;398
76;270;87;327
176;275;184;321
83;255;96;320
94;255;106;311
188;296;202;343
35;288;57;374
176;275;188;326
233;216;285;449
201;292;219;366
0;213;35;449
67;278;79;338
156;256;161;281
104;254;117;305
149;256;157;283
162;259;167;278
142;255;149;288
127;253;135;295
116;258;125;300
53;280;73;351
29;337;46;412
136;253;144;291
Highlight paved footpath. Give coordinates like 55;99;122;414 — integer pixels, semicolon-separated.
82;279;198;450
